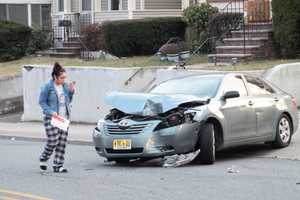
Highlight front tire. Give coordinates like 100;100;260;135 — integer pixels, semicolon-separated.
195;123;215;165
272;114;292;148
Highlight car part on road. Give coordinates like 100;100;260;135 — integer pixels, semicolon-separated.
163;149;201;168
227;165;240;173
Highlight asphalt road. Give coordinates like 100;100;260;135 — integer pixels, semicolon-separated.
0;138;300;200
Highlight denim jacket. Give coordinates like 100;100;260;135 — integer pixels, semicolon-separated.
39;80;74;118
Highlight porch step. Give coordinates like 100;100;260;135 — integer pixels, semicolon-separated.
48;52;79;58
63;41;81;48
50;47;81;54
231;29;273;38
244;22;273;30
67;37;81;42
208;53;253;63
222;37;268;46
216;45;262;55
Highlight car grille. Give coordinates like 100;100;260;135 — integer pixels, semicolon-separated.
104;123;148;135
105;148;144;154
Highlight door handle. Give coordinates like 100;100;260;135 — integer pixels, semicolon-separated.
274;97;279;102
248;100;254;106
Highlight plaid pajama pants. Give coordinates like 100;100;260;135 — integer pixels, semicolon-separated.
40;117;69;166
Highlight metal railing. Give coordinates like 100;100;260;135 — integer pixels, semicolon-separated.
194;0;273;59
50;13;93;60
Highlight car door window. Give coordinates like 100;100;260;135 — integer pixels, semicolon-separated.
263;82;275;94
223;76;248;97
245;76;272;95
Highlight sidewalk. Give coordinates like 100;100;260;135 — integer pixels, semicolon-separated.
0;113;95;145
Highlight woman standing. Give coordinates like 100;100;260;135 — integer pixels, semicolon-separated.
38;62;75;173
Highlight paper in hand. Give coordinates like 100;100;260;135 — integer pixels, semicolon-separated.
51;115;70;131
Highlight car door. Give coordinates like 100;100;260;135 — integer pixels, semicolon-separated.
244;75;278;137
220;75;256;142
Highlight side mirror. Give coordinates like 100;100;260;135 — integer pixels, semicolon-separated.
222;91;240;100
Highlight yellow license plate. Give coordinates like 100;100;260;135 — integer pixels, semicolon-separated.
113;139;132;150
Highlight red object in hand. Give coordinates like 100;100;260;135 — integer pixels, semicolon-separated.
52;115;65;122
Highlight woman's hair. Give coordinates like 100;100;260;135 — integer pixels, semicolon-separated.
51;62;66;80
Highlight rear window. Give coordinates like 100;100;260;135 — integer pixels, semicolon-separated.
245;75;275;95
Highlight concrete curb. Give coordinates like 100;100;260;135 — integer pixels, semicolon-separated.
0;135;93;146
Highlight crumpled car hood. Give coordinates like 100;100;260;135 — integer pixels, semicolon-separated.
105;92;208;115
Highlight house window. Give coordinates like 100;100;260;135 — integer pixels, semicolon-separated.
8;4;28;26
32;4;51;30
41;5;51;30
0;4;7;21
111;0;120;10
82;0;91;11
32;4;41;28
58;0;64;12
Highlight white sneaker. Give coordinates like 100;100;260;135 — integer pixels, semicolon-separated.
39;161;48;171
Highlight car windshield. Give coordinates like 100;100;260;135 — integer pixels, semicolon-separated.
150;75;223;98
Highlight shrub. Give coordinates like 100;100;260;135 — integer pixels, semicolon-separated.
183;3;218;32
81;23;104;51
272;0;300;58
183;3;218;53
27;29;51;54
0;21;32;61
98;17;186;57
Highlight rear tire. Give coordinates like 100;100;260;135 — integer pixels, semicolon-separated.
272;114;292;148
195;123;215;165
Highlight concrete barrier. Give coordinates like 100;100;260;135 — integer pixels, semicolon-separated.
263;63;300;105
0;75;23;114
22;66;216;123
0;75;23;100
22;65;163;123
22;65;264;123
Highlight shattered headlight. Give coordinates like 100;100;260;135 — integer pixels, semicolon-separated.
154;112;185;131
184;109;203;122
167;113;185;126
184;110;197;123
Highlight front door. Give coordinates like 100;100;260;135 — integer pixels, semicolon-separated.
247;0;271;22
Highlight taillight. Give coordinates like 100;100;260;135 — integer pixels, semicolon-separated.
292;97;297;109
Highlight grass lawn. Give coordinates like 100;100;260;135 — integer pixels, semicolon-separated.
203;58;300;71
0;55;207;77
1;54;300;76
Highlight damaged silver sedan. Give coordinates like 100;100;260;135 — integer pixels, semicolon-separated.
92;73;298;164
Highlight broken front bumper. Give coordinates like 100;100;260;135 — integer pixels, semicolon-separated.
92;120;200;159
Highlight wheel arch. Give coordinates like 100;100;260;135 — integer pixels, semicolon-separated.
206;117;224;149
282;111;294;134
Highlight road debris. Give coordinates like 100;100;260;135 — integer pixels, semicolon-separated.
163;149;201;168
227;165;240;174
